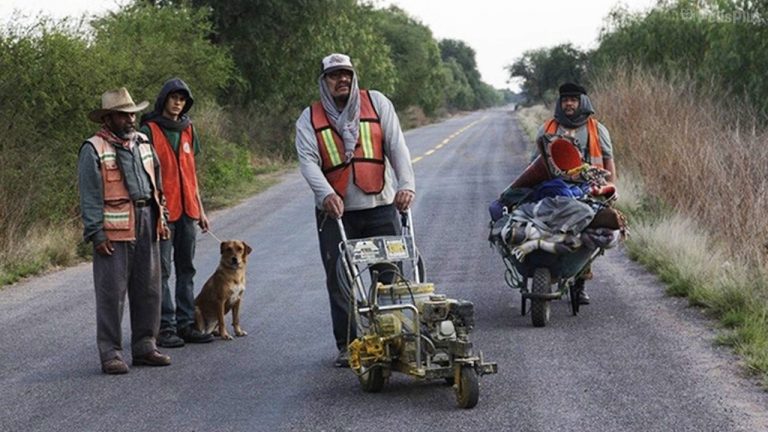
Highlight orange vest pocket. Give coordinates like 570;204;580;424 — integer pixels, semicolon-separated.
104;163;123;182
103;200;132;231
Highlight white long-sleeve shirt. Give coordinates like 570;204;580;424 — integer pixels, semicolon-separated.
295;90;416;211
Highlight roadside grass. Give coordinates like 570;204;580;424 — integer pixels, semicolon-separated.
596;65;768;386
615;174;768;385
515;104;550;141
0;222;81;286
0;161;291;288
203;160;291;210
517;93;768;385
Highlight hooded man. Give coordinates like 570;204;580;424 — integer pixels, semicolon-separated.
78;87;172;374
534;82;618;304
139;78;213;347
295;53;416;367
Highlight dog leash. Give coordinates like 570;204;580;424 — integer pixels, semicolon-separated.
206;229;225;243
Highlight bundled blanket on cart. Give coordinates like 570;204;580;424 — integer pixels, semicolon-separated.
489;194;621;262
488;133;627;262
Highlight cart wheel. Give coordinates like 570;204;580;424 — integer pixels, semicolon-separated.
358;366;385;393
455;366;479;409
530;268;551;327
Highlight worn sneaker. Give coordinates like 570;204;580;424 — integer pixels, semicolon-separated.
101;358;129;375
334;348;350;368
157;329;185;348
178;326;214;343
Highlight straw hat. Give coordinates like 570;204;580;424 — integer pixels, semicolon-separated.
88;87;149;123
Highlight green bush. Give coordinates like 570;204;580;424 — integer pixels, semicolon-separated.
90;3;236;101
593;1;768;114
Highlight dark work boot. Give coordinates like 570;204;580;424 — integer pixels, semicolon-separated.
575;278;590;305
178;326;214;343
334;348;350;368
157;329;185;348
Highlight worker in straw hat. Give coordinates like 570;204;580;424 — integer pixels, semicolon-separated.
78;87;172;374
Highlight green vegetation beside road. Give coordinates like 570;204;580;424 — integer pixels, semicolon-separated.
511;0;768;386
0;0;508;286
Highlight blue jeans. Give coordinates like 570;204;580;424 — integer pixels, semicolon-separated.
160;214;197;331
316;204;401;350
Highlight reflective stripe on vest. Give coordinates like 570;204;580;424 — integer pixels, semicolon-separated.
310;89;385;197
545;117;604;168
146;122;201;222
88;134;163;242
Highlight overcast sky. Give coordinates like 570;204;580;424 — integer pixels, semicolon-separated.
1;0;657;90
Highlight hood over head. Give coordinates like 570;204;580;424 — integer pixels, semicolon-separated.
140;77;194;131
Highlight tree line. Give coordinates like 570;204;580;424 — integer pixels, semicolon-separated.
0;0;504;276
508;0;768;115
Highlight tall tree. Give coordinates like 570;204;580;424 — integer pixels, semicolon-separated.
507;43;587;102
439;39;497;109
185;0;395;111
372;6;446;115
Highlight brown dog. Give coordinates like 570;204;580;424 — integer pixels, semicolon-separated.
194;240;252;340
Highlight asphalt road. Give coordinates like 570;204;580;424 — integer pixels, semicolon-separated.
2;107;767;432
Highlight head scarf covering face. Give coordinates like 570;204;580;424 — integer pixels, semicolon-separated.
318;70;360;161
554;93;595;129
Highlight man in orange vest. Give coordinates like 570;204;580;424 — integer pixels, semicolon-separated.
295;53;416;367
140;78;213;347
536;82;618;304
78;88;172;374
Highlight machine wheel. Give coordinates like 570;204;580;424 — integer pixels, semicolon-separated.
455;366;479;409
530;268;551;327
358;366;385;393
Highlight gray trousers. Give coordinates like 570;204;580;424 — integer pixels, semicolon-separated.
93;205;161;363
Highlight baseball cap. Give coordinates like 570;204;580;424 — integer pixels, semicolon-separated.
321;53;354;75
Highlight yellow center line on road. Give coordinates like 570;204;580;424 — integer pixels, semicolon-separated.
411;116;486;164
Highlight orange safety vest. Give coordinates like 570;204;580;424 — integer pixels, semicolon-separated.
544;117;604;169
146;122;201;222
87;134;165;242
310;90;385;198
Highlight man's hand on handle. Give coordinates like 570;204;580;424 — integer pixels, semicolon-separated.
324;190;414;219
394;189;415;212
323;193;345;219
